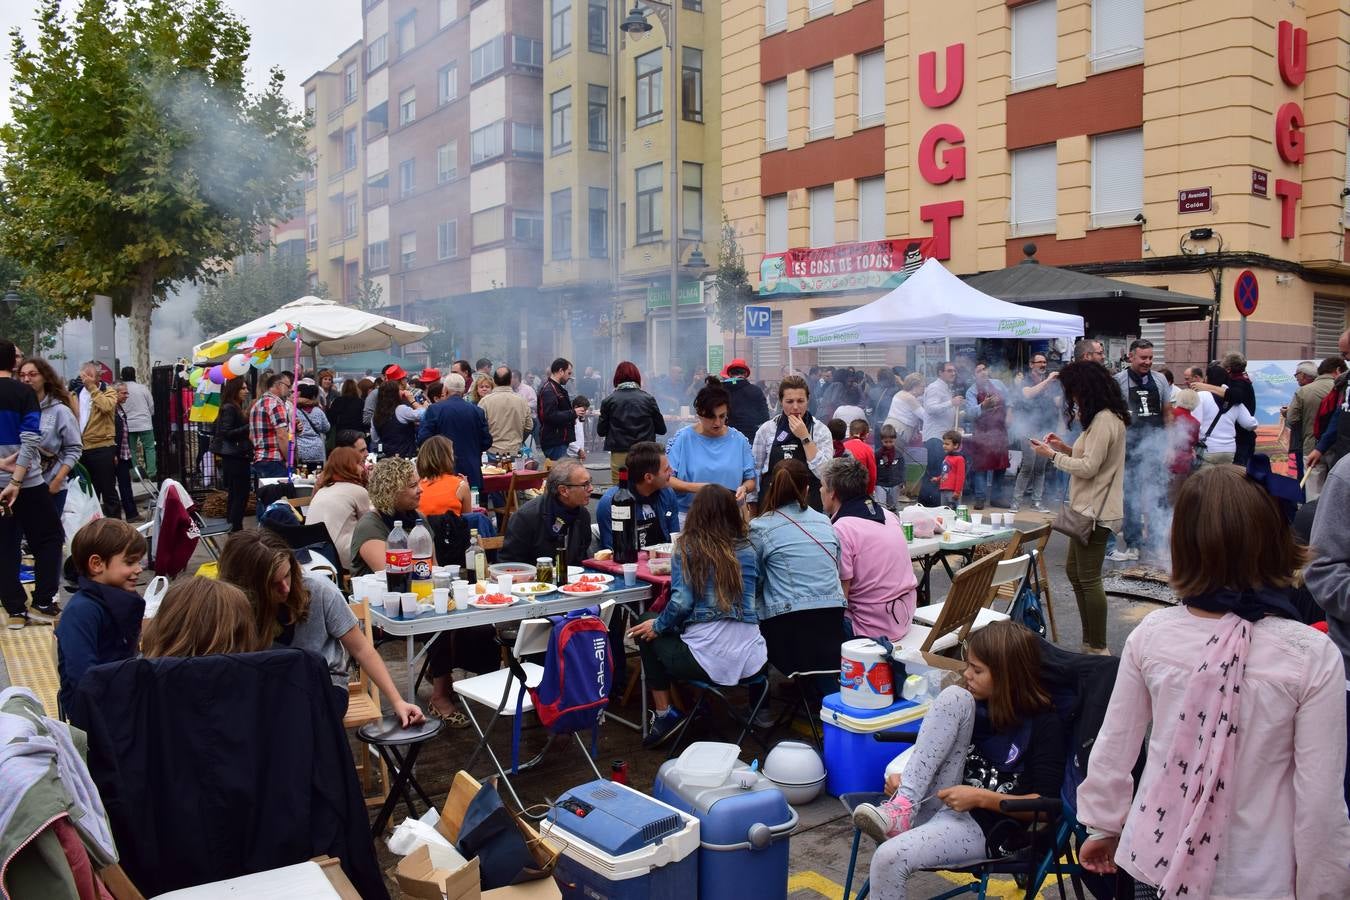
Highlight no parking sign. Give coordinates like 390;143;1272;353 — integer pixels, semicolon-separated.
1234;270;1259;318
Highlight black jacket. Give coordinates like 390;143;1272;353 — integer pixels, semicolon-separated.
597;386;666;452
68;650;389;900
501;494;592;566
724;378;771;444
327;395;364;432
537;378;576;451
211;402;252;459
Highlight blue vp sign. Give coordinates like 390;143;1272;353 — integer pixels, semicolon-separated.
744;305;772;337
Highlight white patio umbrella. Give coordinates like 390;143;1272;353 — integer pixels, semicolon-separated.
191;295;429;365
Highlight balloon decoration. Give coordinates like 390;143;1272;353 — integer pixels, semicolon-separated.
187;323;298;424
207;365;227;385
225;353;249;378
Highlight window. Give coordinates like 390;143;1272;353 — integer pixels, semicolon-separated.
682;47;703;123
1344;141;1350;223
764;79;786;150
343;63;358;102
437;142;457;183
588;1;607;53
1091;0;1144;72
635;50;663;126
552;0;572;57
589;187;608;257
858;176;885;241
367;170;388;206
1011;144;1056;235
809;0;832;18
396;13;415;56
304;89;316;117
366;100;388;138
307;212;318;250
438;63;458;105
344;194;358;237
343;127;358;169
766;0;786;34
514;211;544;245
437;220;457;259
471;36;504;81
808;65;834;140
366;35;387;71
398;158;416;198
368;240;389;270
682;162;702;238
551;87;572;152
306;150;317;186
513;36;544;68
473;207;505;246
398;88;416;126
636;163;662;242
512;122;544;156
764;194;787;253
471;120;504;163
1011;0;1056;91
1091;129;1143;227
399;231;416;268
439;0;457;28
552;189;572;259
857;50;884;127
587;84;608;150
809;185;835;247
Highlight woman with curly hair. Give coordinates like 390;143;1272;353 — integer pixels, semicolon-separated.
467;372;494;406
350;456;422;576
305;447;372;569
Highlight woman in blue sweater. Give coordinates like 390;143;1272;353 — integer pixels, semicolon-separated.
665;382;756;521
627;484;766;748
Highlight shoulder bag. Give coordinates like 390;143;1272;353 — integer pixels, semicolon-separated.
1050;454;1114;546
1190;398;1230;471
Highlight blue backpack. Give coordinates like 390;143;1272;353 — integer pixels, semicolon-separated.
511;606;613;770
1008;552;1048;638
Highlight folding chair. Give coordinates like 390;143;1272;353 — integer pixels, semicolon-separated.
895;551;1001;656
664;668;772;760
911;553;1025;633
453;599;615;811
1000;524;1057;640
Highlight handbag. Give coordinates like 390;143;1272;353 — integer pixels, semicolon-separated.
1191;399;1229;471
1051;460;1113;546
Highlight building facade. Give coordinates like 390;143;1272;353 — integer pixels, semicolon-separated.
722;0;1350;372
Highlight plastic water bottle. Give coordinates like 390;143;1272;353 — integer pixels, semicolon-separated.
465;529;485;584
408;521;434;600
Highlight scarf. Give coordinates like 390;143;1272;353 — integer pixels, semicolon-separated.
831;495;886;525
545;494;580;545
1123;586;1294;898
615;381;639;391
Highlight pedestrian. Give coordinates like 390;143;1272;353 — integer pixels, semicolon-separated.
720;358;771;445
868;369;899;446
874;424;905;510
665;382;756;517
919;361;963;506
305;447;372;570
467;372;494;406
828;418;847;458
597;361;665;483
595;441;679;550
882;373;926;448
478;365;533;461
1031;361;1127;654
1192;368;1258;468
831;384;868;432
14;358;81;518
936;430;965;507
248;372;293;483
1109;339;1171;562
416;436;471;518
1305;329;1350;477
751;374;833;511
537;357;577;464
316;369;335;409
568;395;590;460
326;377;365;434
363;363;404;429
371;380;425;459
1287;356;1343;497
417;373;491;489
76;361;121;519
119;366;155;479
1307;451;1350;807
500;458;593;567
1167;387;1201;493
1079;464;1350;898
843;419;877;495
294;382;331;468
212;377;253;532
964;362;1010;509
113;383;140;521
1009;354;1058;513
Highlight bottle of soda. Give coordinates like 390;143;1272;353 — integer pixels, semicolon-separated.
465;529;484;584
385;519;411;593
611;467;638;564
408;520;435;599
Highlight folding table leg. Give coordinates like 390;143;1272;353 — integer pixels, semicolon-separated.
460;702;526;811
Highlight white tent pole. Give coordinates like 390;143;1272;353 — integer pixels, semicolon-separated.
945;336;950;361
787;344;794;375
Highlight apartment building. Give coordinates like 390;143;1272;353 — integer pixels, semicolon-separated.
361;0;548;367
542;0;723;376
722;0;1350;370
302;40;368;304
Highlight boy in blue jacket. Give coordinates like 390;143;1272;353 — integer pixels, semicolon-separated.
54;518;148;715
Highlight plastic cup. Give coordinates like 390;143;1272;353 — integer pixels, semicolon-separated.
497;574;513;594
452;581;471;605
381;592;400;617
448;565;461;581
400;592;419;617
432;588;450;614
971;512;984;525
622;563;638;587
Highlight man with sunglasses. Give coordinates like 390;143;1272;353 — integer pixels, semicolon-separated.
501;458;594;567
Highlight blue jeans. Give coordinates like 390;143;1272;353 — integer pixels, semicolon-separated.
969;469;1007;506
542;444;568;461
919;438;944;506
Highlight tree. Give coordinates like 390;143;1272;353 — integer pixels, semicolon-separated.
348;274;384;312
194;251;321;337
0;256;68;358
712;213;755;356
0;0;308;378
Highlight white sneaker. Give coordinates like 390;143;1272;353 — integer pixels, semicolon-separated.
1107;547;1138;562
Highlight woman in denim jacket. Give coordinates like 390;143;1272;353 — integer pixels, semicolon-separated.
628;484;766;748
750;458;846;700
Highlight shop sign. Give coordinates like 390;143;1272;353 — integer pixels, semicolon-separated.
915;42;967;261
646;281;702;310
1251;169;1268;197
707;344;724;375
1273;20;1307;239
759;238;932;297
1178;187;1212;214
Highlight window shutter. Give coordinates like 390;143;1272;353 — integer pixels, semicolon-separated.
1092;0;1144;71
1091;129;1143;227
1012;144;1056;234
1011;0;1057;90
765;195;788;253
808;66;834;139
765;80;787;149
1314;298;1348;357
809;185;835;247
858;177;886;242
857;51;884;125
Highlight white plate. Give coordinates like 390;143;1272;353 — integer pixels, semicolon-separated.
510;582;557;598
568;572;615;585
468;594;518;609
558;582;608;596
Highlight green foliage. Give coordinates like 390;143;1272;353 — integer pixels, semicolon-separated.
713;212;754;336
349;274;384;312
194;250;320;337
0;257;67;358
0;0;308;373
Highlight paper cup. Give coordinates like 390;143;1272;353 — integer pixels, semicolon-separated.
622;563;638;587
401;592;419;617
971;513;984;525
382;592;401;617
497;574;513;594
432;588;450;614
452;581;471;605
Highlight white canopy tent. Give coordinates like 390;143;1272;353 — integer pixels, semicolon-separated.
787;258;1084;359
191;295;429;365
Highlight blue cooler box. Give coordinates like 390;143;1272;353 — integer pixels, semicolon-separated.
540;780;700;900
654;748;798;900
821;692;927;796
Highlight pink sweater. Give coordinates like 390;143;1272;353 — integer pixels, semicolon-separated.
1077;606;1350;899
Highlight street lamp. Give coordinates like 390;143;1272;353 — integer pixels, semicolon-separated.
2;284;21;309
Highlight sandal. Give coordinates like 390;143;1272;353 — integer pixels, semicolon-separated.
429;701;470;728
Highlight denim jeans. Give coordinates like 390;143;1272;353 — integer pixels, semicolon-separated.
542;444;568;461
918;437;944;506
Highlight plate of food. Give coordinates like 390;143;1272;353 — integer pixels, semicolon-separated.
482;464;507;475
568;572;615;585
559;581;605;595
510;582;556;598
469;593;517;608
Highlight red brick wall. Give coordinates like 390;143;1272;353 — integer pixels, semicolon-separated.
1006;66;1144;150
1005;225;1142;267
761;0;884;83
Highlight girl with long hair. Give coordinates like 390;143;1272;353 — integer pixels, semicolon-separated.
1077;465;1350;898
372;379;425;458
327;377;364;433
213;376;253;532
219;529;424;726
853;622;1065;900
141;577;257;658
305;447;372;569
416;435;470;517
1029;360;1128;653
14;358;82;515
626;484;766;748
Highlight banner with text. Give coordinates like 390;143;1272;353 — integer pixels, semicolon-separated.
759;238;933;297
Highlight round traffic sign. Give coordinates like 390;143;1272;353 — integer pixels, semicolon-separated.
1234;270;1259;318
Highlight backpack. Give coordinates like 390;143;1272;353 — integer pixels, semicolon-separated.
1007;552;1048;638
511;606;613;770
426;512;471;567
1312;380;1344;441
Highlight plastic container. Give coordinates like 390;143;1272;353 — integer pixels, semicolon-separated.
669;741;740;787
762;741;828;806
839;639;895;709
654;744;798;900
540;781;699;900
820;692;927;796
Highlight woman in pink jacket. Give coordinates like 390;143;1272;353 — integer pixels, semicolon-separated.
1076;463;1350;899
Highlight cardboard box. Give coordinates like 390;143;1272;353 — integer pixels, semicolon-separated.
484;879;561;900
395;844;480;900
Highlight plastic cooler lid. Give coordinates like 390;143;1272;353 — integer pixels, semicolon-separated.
669;741;741;787
821;692;918;719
